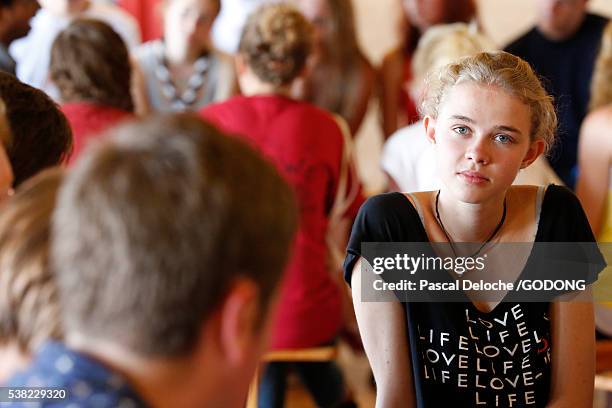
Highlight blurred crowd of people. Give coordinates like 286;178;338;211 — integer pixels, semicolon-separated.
0;0;609;407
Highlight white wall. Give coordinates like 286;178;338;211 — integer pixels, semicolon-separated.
353;0;612;64
479;0;612;46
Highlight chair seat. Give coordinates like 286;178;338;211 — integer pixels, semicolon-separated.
246;345;339;408
264;346;337;362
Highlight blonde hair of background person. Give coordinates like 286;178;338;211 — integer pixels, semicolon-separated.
577;21;612;239
381;23;562;193
410;23;493;102
378;0;477;138
0;168;63;383
349;52;598;407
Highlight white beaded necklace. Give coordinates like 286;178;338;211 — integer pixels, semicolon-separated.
154;43;209;111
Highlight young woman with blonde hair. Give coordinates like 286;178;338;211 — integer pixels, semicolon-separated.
381;23;561;192
347;51;602;406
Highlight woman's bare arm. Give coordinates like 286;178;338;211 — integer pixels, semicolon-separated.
547;293;594;407
351;257;416;407
130;59;151;116
379;49;404;139
576;110;612;238
342;56;375;136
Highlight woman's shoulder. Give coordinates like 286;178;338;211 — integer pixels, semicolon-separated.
199;95;251;123
287;101;345;136
535;184;596;241
581;107;612;148
508;184;582;229
540;184;580;208
209;50;235;69
510;184;574;204
357;192;422;227
288;98;338;119
348;192;427;248
381;47;407;69
133;40;163;64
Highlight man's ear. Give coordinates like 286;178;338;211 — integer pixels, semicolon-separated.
217;277;261;364
424;115;437;144
521;139;546;169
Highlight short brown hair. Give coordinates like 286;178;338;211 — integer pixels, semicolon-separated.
52;114;298;356
50;19;134;112
0;72;72;186
0;168;63;352
239;4;313;86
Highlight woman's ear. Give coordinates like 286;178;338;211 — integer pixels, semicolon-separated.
521;139;546;169
424;115;437;144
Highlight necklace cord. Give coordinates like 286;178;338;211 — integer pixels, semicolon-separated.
434;190;507;258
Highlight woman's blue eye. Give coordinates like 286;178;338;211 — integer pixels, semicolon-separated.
453;126;469;135
495;134;512;144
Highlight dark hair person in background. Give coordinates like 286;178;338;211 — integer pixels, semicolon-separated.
9;0;140;99
50;19;134;164
294;0;375;136
4;114;298;407
0;71;72;186
0;0;39;75
505;0;608;188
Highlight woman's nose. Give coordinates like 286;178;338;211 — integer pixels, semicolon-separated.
464;140;490;165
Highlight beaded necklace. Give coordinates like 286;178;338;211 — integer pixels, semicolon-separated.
154;43;209;110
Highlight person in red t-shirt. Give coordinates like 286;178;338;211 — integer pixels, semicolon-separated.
50;19;134;164
201;4;361;407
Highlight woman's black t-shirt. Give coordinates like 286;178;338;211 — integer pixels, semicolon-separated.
344;185;605;407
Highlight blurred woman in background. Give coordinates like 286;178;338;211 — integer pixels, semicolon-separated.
132;0;236;113
294;0;374;135
576;21;612;338
379;0;476;138
578;21;612;241
50;19;134;164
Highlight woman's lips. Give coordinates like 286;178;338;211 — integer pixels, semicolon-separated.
458;171;489;184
